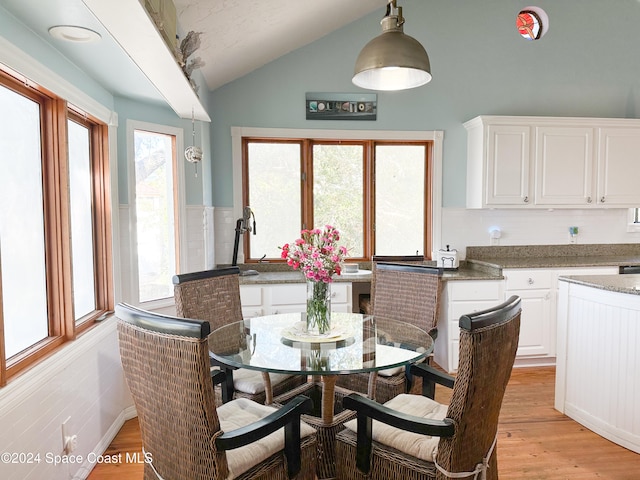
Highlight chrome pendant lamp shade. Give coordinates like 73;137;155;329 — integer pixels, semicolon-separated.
353;0;431;91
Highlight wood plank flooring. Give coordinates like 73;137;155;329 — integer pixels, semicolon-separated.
88;367;640;479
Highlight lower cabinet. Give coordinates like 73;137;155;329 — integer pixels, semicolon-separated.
504;266;618;367
436;266;618;373
434;280;504;373
503;269;554;360
239;282;352;318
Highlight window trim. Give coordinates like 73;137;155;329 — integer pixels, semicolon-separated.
0;68;114;384
126;119;186;309
627;208;640;232
232;127;443;262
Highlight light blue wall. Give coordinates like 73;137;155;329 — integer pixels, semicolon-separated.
0;4;211;207
209;0;640;208
0;4;114;111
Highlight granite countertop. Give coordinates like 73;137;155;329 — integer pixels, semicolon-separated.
236;264;503;284
233;244;640;285
467;255;640;269
238;270;374;285
558;273;640;296
466;244;640;270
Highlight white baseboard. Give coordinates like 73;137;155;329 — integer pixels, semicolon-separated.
74;406;138;479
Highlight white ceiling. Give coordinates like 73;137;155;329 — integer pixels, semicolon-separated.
0;0;384;104
173;0;383;91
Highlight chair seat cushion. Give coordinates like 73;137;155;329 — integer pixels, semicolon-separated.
376;344;427;377
342;393;447;462
218;397;316;478
232;369;295;394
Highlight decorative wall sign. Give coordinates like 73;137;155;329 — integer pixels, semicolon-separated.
306;92;377;120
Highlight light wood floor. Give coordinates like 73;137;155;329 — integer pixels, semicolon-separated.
88;367;640;479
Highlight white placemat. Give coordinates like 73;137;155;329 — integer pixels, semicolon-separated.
281;321;354;343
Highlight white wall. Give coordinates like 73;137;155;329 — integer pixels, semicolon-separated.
0;319;133;480
442;207;640;258
214;207;238;266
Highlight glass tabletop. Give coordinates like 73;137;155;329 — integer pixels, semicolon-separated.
208;312;433;376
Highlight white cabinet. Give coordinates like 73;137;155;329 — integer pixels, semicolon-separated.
503;266;619;366
503;269;554;359
436;266;619;373
434;280;504;373
465;115;640;208
597;127;640;206
466;119;532;207
535;126;594;206
240;282;352;318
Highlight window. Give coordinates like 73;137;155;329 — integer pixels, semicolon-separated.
628;208;640;232
0;67;112;385
128;122;184;305
242;137;432;261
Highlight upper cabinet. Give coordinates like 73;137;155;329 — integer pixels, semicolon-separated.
597;127;640;205
465;116;640;208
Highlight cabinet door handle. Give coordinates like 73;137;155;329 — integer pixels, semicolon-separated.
587;196;592;204
527;278;534;285
600;196;606;203
523;196;529;203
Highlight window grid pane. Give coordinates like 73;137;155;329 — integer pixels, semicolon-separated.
68;119;97;320
134;130;176;303
247;142;302;259
312;144;364;257
374;145;425;256
0;84;48;358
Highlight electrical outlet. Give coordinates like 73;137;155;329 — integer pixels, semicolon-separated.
568;226;579;244
61;417;77;454
490;228;501;246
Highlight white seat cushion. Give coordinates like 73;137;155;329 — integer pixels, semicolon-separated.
218;397;316;478
232;369;295;394
376;344;426;377
342;393;447;462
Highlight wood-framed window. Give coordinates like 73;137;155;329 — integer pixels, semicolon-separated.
0;66;113;386
241;137;433;262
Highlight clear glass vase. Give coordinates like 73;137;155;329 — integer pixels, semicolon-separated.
306;280;331;335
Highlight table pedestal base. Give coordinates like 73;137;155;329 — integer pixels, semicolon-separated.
273;381;356;479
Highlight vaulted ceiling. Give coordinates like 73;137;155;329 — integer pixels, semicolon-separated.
0;0;385;104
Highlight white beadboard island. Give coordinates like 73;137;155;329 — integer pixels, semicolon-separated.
555;274;640;454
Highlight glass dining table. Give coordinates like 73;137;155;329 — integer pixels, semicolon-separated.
208;311;434;424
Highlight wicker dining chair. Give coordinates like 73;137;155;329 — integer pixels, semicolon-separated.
335;296;522;480
115;303;317;480
338;262;443;403
173;267;305;404
359;255;425;315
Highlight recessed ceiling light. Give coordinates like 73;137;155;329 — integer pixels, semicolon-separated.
48;25;101;43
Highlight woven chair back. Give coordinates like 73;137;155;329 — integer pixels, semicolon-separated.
173;267;243;333
371;262;443;333
115;303;227;480
436;296;521;480
364;255;424;314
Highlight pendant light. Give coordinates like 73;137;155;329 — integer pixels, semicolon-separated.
352;0;431;91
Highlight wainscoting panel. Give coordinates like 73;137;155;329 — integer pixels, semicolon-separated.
0;318;133;479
